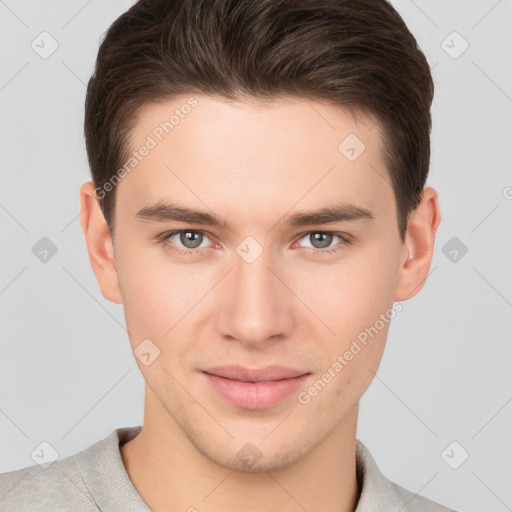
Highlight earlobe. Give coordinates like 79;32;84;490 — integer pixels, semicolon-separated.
79;181;123;304
394;187;441;301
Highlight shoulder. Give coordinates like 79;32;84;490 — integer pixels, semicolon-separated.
355;439;460;512
387;479;459;512
0;452;97;512
0;425;143;512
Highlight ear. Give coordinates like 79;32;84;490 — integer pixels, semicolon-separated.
79;181;123;304
394;186;441;301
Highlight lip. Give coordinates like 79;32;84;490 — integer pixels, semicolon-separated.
202;365;311;410
203;364;308;382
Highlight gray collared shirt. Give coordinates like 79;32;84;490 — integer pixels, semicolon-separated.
0;425;458;511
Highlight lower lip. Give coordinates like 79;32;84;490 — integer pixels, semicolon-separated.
202;372;310;410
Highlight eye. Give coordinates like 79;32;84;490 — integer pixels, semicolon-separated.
158;230;214;256
158;229;352;257
294;231;351;255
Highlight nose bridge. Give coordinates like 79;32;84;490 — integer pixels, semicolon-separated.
218;240;293;345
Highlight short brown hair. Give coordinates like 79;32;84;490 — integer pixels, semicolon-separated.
84;0;434;241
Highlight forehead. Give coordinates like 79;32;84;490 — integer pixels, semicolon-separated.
116;94;391;225
129;94;382;156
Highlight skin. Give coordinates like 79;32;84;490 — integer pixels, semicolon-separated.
79;94;441;512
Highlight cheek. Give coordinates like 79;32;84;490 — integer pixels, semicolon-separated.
298;252;398;340
118;261;207;388
117;250;207;343
300;317;391;415
295;244;399;401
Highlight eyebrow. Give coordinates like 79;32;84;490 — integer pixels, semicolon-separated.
134;201;374;230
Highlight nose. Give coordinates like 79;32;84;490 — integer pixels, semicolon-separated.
216;243;295;349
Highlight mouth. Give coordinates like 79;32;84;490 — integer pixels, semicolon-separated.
202;364;308;382
201;365;311;410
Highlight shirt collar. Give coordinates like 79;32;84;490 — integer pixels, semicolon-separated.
354;438;408;510
80;426;414;512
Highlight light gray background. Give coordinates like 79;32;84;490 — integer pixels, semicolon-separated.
1;1;511;511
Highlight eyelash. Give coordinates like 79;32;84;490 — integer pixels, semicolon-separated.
157;230;352;257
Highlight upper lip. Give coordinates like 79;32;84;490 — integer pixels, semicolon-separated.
202;365;309;382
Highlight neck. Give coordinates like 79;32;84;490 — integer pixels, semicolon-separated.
121;388;360;512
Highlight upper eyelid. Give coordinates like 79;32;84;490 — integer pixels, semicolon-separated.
164;228;344;237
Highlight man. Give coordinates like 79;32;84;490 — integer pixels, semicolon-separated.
0;0;456;510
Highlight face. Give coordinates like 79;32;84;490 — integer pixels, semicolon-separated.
97;94;411;471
